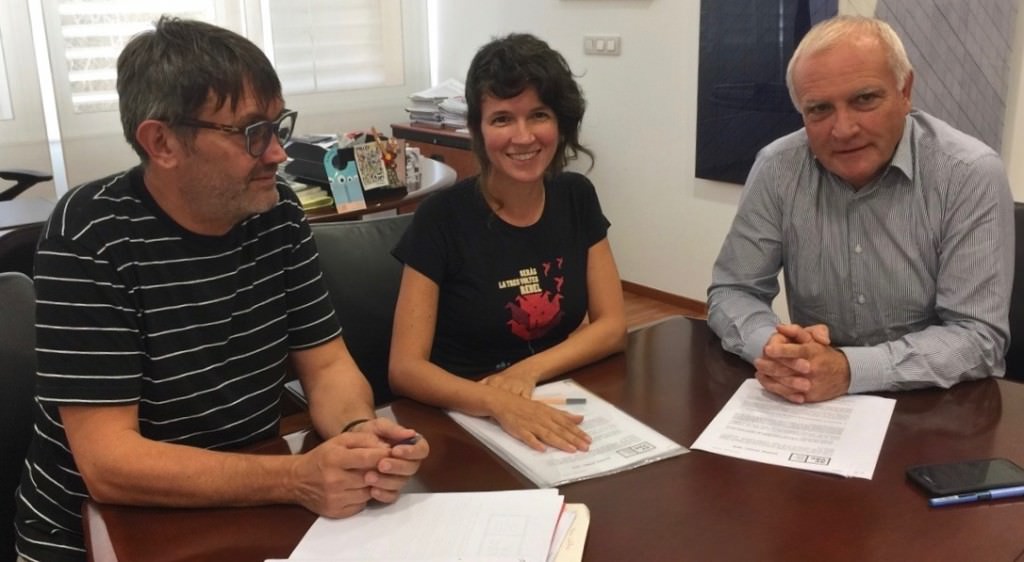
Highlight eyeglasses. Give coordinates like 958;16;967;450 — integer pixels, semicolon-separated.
179;109;297;158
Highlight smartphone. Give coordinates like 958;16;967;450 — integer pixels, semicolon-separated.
906;458;1024;496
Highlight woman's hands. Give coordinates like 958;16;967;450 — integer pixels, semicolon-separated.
479;364;539;398
481;381;591;453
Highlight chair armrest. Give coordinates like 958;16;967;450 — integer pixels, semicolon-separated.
0;169;54;201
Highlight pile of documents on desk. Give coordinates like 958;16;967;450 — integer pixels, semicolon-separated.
280;134;337;212
450;379;688;488
286;182;334;212
406;78;468;130
278;489;589;562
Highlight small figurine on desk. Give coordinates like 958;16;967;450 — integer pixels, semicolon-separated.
405;146;422;190
325;145;367;213
371;126;404;188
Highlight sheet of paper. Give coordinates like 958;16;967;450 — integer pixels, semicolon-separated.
284;379;306;406
287;489;564;561
547;504;589;562
546;510;574;562
277;558;522;561
448;379;687;488
409;78;466;101
691;379;895;479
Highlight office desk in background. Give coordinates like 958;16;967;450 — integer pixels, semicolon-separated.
304;157;456;223
0;158;458;232
84;317;1024;562
390;122;479;181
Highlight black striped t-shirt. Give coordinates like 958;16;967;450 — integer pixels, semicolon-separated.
15;166;340;561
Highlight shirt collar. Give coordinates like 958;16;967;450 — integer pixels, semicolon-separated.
887;112;915;182
828;112;915;194
811;112;915;191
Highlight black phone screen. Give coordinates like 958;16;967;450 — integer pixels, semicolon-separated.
906;458;1024;496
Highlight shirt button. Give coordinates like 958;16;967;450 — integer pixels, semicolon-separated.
856;294;866;304
854;244;863;254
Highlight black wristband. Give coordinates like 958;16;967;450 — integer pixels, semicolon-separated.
341;418;370;433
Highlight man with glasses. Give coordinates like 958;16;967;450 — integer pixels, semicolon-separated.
15;17;429;562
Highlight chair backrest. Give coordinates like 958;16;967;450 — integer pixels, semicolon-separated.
0;272;36;562
0;224;43;278
1006;202;1024;381
311;213;414;405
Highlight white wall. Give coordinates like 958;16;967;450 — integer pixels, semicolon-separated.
435;0;1024;303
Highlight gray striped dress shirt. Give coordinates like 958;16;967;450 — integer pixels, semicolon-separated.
707;110;1014;393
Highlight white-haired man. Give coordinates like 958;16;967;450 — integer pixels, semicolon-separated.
707;15;1014;403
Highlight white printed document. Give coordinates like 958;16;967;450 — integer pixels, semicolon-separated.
448;379;687;487
691;379;895;479
286;489;564;562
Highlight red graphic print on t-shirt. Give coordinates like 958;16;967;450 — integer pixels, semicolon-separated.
503;257;566;341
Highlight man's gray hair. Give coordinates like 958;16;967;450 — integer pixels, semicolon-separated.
785;15;913;111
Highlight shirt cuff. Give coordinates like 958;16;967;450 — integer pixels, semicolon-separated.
742;325;779;364
840;346;891;394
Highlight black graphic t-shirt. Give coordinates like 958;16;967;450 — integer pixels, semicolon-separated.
393;172;610;377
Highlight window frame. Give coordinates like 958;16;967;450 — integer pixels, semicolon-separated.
0;0;47;147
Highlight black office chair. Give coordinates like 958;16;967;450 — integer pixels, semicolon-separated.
311;213;414;405
0;223;43;278
0;169;52;201
1005;202;1024;381
0;272;37;562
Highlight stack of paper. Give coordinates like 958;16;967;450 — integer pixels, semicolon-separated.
691;379;895;479
406;79;467;129
437;96;467;129
449;379;687;488
279;489;586;562
288;184;333;212
405;99;443;126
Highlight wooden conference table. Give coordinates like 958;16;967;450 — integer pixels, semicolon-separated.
84;317;1024;561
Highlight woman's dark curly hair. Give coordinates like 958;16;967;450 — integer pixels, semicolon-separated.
465;33;593;180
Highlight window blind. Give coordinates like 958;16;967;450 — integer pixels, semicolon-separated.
267;0;404;95
53;0;408;114
56;0;216;114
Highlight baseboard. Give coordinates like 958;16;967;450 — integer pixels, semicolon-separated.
621;280;708;319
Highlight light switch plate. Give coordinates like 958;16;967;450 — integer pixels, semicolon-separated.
583;35;621;56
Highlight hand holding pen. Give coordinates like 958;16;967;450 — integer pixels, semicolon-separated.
340;418;429;505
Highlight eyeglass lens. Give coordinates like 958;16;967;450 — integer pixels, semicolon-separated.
247;112;296;157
